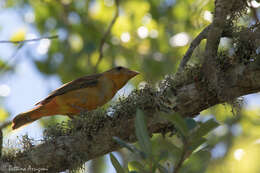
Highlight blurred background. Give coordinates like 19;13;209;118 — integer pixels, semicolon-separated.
0;0;260;172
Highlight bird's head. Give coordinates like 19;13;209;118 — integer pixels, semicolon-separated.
104;66;139;90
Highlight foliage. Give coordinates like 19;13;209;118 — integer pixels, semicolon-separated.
110;109;219;173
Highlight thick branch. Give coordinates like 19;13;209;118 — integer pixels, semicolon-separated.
177;24;233;72
203;0;235;71
202;0;237;102
1;58;260;172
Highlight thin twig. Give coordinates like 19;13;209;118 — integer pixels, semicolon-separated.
174;140;187;173
94;0;119;71
0;35;58;44
0;35;58;75
0;43;24;75
177;24;212;73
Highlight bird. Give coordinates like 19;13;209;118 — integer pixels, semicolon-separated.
12;66;139;130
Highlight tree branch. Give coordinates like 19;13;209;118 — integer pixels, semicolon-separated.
203;0;235;68
95;0;120;71
177;23;233;73
178;0;246;73
0;35;59;75
173;140;188;173
0;43;24;75
0;35;58;44
178;24;212;72
202;0;237;101
204;0;235;61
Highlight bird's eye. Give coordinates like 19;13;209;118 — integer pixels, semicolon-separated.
116;66;123;71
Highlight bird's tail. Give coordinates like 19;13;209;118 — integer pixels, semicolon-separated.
12;107;42;130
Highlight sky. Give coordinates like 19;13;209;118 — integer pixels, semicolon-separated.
0;3;260;173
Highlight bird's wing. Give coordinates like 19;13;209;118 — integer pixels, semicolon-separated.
35;73;102;105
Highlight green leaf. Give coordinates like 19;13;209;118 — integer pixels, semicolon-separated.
129;161;146;172
110;153;125;173
113;136;142;154
188;137;207;152
185;118;197;130
128;161;147;173
113;136;135;152
191;119;219;140
150;152;171;172
179;150;211;173
163;113;189;137
166;141;182;157
135;109;152;156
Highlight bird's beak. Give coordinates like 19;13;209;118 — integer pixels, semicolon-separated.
128;70;140;78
